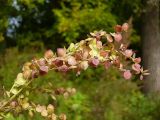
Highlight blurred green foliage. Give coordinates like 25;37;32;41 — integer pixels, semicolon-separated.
1;48;160;120
0;0;159;120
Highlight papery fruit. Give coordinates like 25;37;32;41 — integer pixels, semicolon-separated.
38;58;46;66
58;65;69;72
114;33;122;42
67;56;77;66
90;58;99;67
57;48;66;57
96;41;102;49
132;63;141;74
39;66;49;75
31;70;39;78
100;51;108;58
123;70;132;80
41;109;48;117
44;50;54;59
133;57;141;63
52;59;63;67
124;49;133;58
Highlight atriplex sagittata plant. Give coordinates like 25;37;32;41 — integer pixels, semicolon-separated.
0;23;149;120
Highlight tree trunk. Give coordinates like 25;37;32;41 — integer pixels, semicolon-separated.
142;0;160;93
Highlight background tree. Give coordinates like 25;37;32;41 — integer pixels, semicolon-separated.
142;0;160;93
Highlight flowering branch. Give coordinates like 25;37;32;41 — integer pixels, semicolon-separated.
0;23;149;119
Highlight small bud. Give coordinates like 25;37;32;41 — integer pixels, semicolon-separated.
59;114;67;120
57;48;66;57
22;102;29;109
44;50;54;59
66;88;72;93
36;105;43;113
71;88;76;95
106;34;113;42
79;61;89;70
10;101;17;108
120;44;127;51
114;25;122;32
63;92;69;99
51;114;57;120
82;49;89;59
23;70;32;79
47;104;54;114
22;62;32;71
29;110;34;117
122;23;129;32
140;75;143;80
133;57;141;63
96;35;101;41
41;109;48;117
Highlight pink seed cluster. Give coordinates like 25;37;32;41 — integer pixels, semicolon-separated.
21;23;148;81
